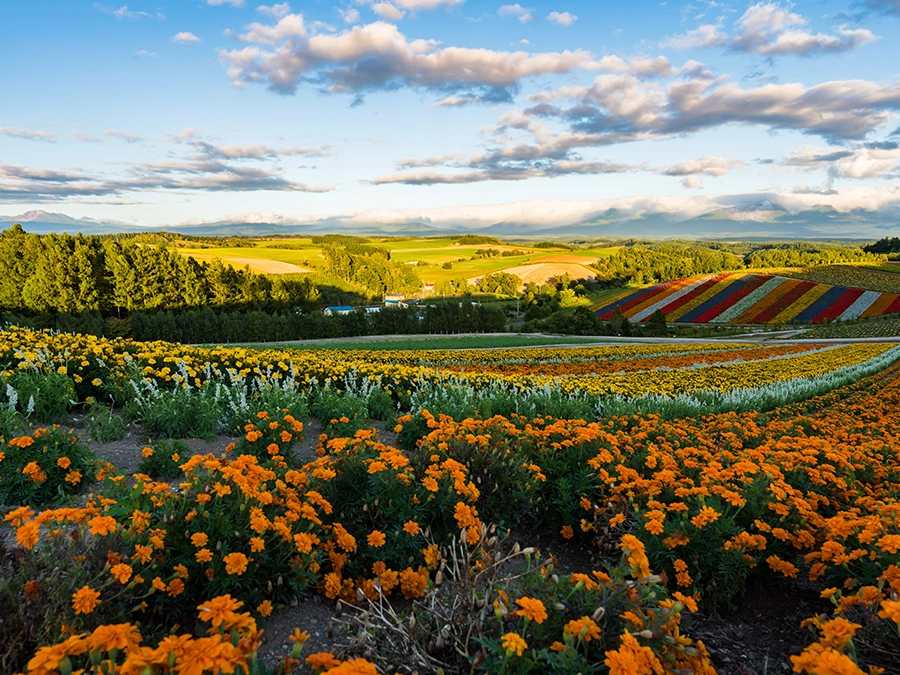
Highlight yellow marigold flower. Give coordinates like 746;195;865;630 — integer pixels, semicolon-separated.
257;600;273;617
501;632;527;657
72;585;101;615
513;597;547;624
367;530;386;547
191;532;209;547
250;536;265;552
224;552;249;575
195;548;213;563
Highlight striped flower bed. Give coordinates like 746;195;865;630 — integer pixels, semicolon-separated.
594;273;900;325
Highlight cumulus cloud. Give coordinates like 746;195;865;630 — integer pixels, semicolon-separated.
662;2;879;56
498;4;534;22
208;0;245;6
257;3;291;18
783;141;900;180
173;31;201;43
219;17;599;100
547;11;577;26
133;49;157;58
371;3;406;20
0;127;57;141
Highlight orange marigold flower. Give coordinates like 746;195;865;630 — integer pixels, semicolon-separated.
820;617;861;650
16;521;40;550
224;552;249;575
306;652;341;669
501;632;528;657
691;506;721;529
289;629;310;645
24;580;39;598
605;632;665;675
87;623;141;653
367;530;386;547
72;585;101;615
111;563;133;584
513;597;547;624
878;599;900;624
196;548;214;563
564;616;602;642
250;536;265;552
402;521;421;536
198;594;244;626
57;456;71;469
561;525;574;539
191;532;209;547
257;600;273;617
87;515;117;536
166;579;185;597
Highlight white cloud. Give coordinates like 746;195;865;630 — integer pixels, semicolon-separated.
339;7;361;23
0;127;57;141
783;141;900;180
257;3;291;19
681;175;704;189
208;0;245;6
231;13;306;44
547;11;577;26
133;49;157;58
173;32;201;43
663;154;744;177
498;4;534;22
372;3;406;20
94;4;166;20
391;0;464;8
219;18;599;98
662;2;879;56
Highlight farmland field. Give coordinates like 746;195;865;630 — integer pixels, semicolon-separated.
176;237;619;284
596;272;900;325
3;327;900;674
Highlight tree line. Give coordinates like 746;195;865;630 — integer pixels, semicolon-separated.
0;225;320;315
2;302;507;344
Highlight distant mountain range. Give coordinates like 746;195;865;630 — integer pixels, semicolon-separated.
2;202;898;240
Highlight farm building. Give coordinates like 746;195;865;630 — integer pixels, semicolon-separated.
323;305;355;316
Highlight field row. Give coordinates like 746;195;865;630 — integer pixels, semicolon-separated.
3;329;896;403
595;272;900;325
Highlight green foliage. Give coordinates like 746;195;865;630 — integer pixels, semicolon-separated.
230;409;305;465
123;381;219;440
0;427;95;506
593;243;743;285
83;400;128;443
3;369;76;424
137;439;191;479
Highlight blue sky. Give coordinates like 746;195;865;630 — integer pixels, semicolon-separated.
2;0;900;228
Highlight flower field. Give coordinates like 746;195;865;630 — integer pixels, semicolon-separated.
595;272;900;324
1;327;900;674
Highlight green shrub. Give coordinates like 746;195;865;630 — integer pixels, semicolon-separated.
0;427;95;506
83;399;128;443
137;439;191;479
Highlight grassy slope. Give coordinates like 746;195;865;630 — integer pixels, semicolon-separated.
175;239;619;284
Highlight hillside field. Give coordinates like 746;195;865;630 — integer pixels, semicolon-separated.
175;237;619;284
595;272;900;325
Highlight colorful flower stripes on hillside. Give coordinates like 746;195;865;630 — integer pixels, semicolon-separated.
595;273;900;324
